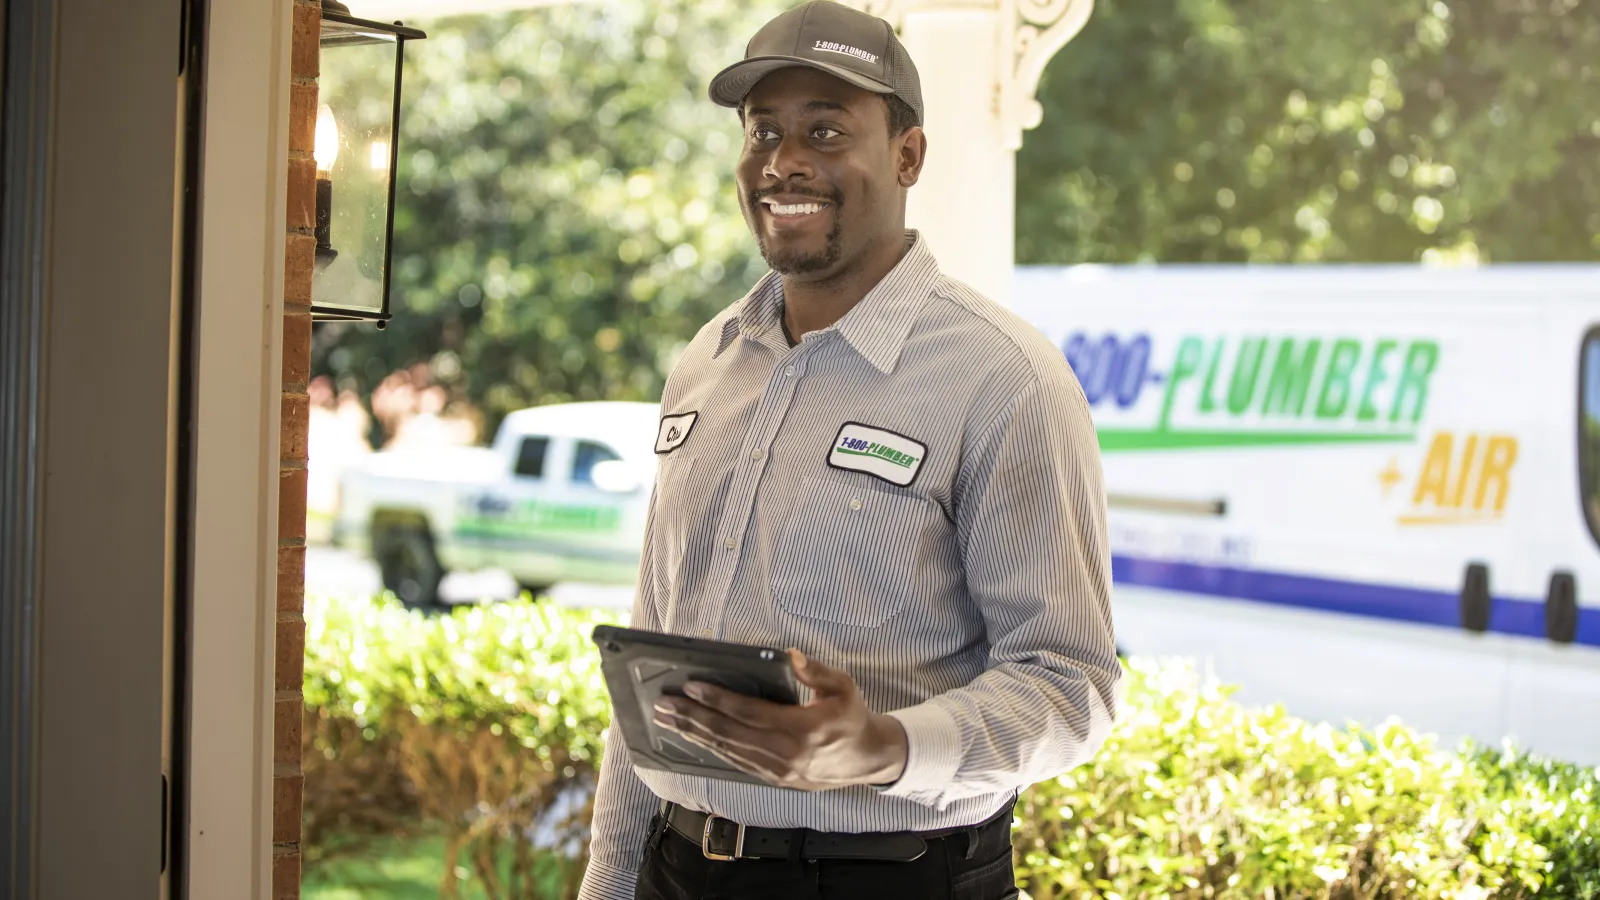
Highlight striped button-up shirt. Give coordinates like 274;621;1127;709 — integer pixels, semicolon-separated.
578;232;1120;900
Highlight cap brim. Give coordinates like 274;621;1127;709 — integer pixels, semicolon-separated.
709;56;894;109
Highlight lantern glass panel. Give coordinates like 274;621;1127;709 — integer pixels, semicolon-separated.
313;28;399;317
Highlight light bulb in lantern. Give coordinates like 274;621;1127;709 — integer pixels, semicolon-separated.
313;104;339;255
314;104;340;175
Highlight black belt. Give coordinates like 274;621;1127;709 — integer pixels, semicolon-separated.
661;799;1012;864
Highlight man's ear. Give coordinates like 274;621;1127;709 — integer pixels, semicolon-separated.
896;126;927;189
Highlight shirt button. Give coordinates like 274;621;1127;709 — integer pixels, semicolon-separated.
784;365;796;377
724;538;736;551
850;497;863;511
750;448;764;460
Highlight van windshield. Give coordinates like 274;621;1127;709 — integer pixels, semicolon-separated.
1580;333;1600;544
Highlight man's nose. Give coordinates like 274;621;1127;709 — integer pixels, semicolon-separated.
761;130;816;183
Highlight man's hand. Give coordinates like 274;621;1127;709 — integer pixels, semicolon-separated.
651;649;909;791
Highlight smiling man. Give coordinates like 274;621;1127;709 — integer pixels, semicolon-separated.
576;3;1121;899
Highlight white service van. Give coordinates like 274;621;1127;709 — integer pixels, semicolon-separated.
334;401;660;608
1013;264;1600;765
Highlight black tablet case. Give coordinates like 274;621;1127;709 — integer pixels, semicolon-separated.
592;624;801;787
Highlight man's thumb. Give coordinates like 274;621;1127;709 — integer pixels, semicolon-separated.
789;649;846;695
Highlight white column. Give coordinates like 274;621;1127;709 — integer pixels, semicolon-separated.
899;8;1015;306
856;0;1095;308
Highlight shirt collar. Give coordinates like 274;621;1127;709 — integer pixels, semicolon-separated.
714;231;940;375
715;269;784;357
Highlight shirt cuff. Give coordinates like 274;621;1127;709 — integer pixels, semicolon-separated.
575;858;638;900
877;701;961;805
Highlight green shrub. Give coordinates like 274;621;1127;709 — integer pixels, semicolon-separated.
1014;661;1548;899
1469;745;1600;900
304;594;618;899
305;590;614;753
303;594;1600;900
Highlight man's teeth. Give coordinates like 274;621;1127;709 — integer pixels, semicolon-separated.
768;202;825;216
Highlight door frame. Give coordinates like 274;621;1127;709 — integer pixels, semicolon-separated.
184;0;294;897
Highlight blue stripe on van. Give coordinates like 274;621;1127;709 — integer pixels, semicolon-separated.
1110;554;1600;649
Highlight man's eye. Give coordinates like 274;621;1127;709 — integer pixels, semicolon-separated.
813;127;841;140
751;126;779;141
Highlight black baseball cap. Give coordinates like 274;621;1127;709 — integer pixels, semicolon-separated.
709;0;924;127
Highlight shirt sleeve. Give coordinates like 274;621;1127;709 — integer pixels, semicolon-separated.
877;366;1123;810
577;486;666;900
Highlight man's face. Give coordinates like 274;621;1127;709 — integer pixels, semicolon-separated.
736;67;914;279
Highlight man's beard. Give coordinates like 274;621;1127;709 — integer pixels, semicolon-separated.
748;189;843;275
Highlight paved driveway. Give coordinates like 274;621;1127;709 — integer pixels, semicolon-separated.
304;545;636;610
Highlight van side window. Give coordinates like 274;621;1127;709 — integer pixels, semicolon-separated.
572;440;621;487
514;437;549;479
1580;330;1600;546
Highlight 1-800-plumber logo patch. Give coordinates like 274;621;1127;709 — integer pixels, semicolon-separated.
827;422;926;487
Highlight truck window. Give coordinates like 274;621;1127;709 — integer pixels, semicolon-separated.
1581;330;1600;546
514;436;549;479
572;440;621;487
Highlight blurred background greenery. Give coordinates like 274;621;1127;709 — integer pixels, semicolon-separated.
314;0;1598;447
314;0;781;444
1018;0;1600;266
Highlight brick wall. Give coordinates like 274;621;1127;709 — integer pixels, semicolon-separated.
275;2;320;897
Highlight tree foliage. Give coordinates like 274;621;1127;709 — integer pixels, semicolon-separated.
314;0;1598;434
313;0;782;434
1018;0;1600;264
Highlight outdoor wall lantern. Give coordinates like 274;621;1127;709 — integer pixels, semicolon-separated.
310;0;426;326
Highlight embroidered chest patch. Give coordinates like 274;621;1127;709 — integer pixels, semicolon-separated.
655;411;698;454
827;422;927;487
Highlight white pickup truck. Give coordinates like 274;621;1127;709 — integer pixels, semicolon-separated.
333;401;660;609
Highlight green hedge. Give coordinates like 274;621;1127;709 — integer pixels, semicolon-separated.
304;594;615;898
303;594;1600;899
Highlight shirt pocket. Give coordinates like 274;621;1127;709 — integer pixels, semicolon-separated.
771;474;929;628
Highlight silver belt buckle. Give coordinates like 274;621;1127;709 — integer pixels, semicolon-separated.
701;814;746;861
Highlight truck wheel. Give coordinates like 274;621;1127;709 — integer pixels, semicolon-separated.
374;523;445;611
517;582;553;601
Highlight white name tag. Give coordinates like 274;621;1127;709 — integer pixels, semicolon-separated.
827;423;927;487
655;411;698;454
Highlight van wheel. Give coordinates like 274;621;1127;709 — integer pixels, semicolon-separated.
517;582;553;601
374;523;445;611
